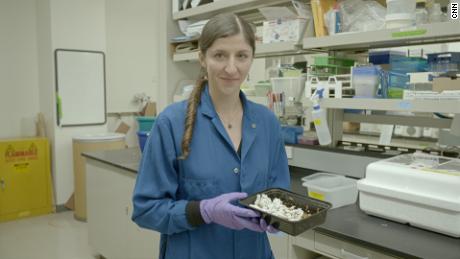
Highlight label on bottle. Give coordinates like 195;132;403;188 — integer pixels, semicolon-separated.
313;119;321;126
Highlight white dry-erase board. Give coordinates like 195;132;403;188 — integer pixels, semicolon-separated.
55;49;106;126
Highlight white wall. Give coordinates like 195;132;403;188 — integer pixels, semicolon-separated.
47;0;108;205
105;0;159;113
0;0;40;138
104;0;160;149
3;0;160;206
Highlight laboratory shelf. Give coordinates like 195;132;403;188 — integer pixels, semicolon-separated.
255;41;303;58
172;41;301;62
302;22;460;52
306;98;460;114
173;51;199;62
173;0;290;20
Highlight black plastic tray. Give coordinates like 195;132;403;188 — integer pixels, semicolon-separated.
239;188;331;236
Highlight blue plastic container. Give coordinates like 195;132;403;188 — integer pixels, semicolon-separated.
427;52;460;72
281;126;304;144
136;116;156;132
137;131;150;153
380;71;410;99
390;56;428;73
369;50;405;65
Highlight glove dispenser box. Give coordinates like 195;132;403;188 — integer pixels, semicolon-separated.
357;154;460;237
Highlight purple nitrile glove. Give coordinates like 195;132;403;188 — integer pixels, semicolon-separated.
200;192;264;231
260;218;280;234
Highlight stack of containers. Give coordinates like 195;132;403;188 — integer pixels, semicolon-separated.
388;55;428;98
385;0;416;29
427;52;460;73
368;50;406;70
136;116;155;153
310;56;355;77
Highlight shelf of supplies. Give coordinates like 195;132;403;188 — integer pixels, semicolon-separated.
173;51;199;62
303;22;460;52
305;98;460;114
173;0;290;20
255;41;304;58
173;41;302;62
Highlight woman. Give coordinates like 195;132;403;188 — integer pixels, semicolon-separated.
132;13;290;259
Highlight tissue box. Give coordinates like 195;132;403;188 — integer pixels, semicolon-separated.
262;18;306;44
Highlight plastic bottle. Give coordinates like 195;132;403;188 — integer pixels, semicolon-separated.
415;1;428;25
265;58;280;79
311;98;332;146
429;3;443;23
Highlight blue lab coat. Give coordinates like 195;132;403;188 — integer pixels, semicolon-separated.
132;85;290;259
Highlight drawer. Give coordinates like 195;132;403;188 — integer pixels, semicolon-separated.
291;229;315;251
314;232;400;259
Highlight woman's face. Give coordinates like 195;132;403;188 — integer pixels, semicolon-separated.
200;33;253;97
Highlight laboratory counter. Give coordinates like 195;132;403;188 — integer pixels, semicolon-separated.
83;148;460;259
83;147;140;173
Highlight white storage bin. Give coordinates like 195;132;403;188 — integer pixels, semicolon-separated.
351;66;380;98
262;18;307;44
302;173;358;209
386;0;416;16
358;153;460;237
385;13;416;29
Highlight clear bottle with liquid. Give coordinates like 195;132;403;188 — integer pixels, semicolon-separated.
265;58;281;79
311;99;332;145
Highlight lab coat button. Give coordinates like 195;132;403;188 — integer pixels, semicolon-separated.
233;167;240;174
251;123;256;129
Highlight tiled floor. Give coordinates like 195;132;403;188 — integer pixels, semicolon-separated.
0;211;97;259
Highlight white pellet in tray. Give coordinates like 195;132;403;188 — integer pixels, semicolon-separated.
250;194;305;221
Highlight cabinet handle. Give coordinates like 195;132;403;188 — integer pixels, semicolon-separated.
0;178;5;190
341;249;369;259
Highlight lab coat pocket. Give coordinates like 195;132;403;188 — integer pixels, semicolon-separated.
180;177;219;200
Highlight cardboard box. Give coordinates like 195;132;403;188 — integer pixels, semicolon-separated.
141;101;157;116
432;76;460;92
262;18;307;44
311;0;336;37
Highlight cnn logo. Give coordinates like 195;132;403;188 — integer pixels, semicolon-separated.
452;2;459;19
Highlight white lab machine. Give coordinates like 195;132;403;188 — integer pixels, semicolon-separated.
358;153;460;237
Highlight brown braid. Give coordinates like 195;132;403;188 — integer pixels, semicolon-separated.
178;68;207;160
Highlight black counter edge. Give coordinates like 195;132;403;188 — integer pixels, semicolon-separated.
82;153;138;174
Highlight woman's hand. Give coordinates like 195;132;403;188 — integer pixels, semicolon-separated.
200;192;265;232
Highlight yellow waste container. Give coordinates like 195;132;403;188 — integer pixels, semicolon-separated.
0;138;54;222
73;133;125;221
